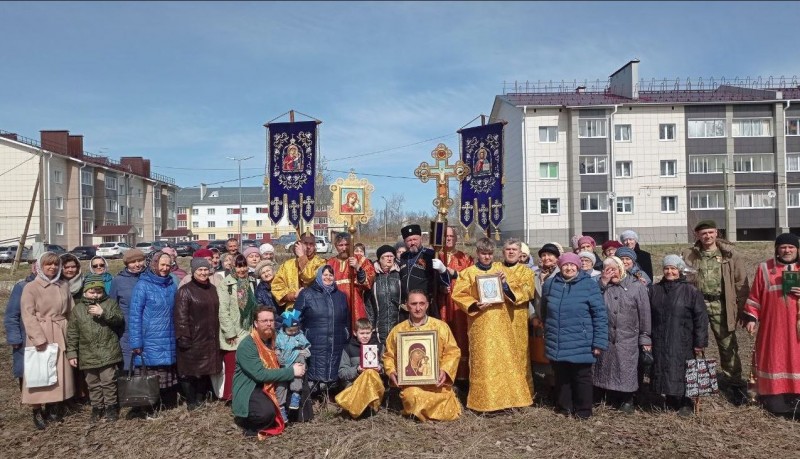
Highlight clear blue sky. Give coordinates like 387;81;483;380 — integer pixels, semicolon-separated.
1;1;798;212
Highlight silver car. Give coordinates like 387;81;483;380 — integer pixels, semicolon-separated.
0;245;30;263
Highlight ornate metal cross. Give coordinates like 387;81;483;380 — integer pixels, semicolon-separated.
414;143;470;220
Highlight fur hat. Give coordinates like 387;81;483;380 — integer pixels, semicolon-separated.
376;244;396;260
619;230;639;244
578;251;596;265
662;254;685;271
401;224;422;239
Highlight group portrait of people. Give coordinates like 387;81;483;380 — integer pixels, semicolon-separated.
4;219;800;440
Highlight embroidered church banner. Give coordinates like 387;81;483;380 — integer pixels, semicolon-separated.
459;122;504;231
266;121;317;226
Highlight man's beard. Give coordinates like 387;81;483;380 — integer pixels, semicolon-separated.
407;245;420;254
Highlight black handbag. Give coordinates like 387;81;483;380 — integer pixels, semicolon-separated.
118;353;161;408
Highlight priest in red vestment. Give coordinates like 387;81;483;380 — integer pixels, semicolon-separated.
437;226;474;382
743;233;800;418
327;233;375;331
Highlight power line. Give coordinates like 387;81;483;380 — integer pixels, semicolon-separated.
0;155;37;178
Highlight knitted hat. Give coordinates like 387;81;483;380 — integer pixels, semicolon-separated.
577;236;596;248
193;248;213;258
190;257;212;274
662;254;686;271
775;233;800;249
83;274;106;293
578;251;596;265
601;240;623;252
520;242;531;256
401;224;422;239
123;248;145;264
619;230;639;243
603;256;627;278
557;252;581;269
538;243;561;258
280;309;301;328
615;247;637;261
694;220;717;232
259;243;275;254
243;246;260;258
376;244;396;260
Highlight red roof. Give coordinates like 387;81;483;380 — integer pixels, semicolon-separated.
161;229;192;237
93;225;135;236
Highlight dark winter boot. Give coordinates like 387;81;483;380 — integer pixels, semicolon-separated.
32;408;46;430
45;403;62;423
90;407;104;424
104;404;120;422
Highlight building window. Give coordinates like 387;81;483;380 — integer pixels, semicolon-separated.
787;118;800;136
208;233;216;240
578;119;607;138
227;221;234;227
538;126;558;143
732;154;774;173
256;220;264;227
661;196;678;213
316;216;328;225
120;205;126;216
615;161;632;178
191;208;199;215
539;162;558;179
207;208;216;215
256;207;268;214
616;196;634;214
227;208;235;215
106;199;118;212
55;222;64;235
788;154;800;172
227;233;236;239
579;156;607;175
540;199;559;215
177;207;186;215
178;220;187;228
207;221;216;228
240;208;248;214
580;192;608;212
660;160;677;177
191;221;199;228
256;233;264;240
53;170;63;184
734;190;775;209
137;208;143;219
732;118;772;137
659;124;676;141
241;220;248;226
689;190;725;210
688;119;726;138
120;184;126;196
137;188;143;197
81;170;93;185
788;189;800;207
154;208;161;218
82;196;93;210
55;196;64;210
106;176;117;190
82;220;93;234
688;155;727;174
614;124;632;142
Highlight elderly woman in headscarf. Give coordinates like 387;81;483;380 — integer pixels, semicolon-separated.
649;255;708;417
60;253;84;301
593;256;651;414
174;257;222;411
243;246;262;280
88;255;113;293
295;265;350;393
254;260;280;312
217;254;257;401
20;252;75;429
615;247;652;286
161;246;187;283
128;250;179;415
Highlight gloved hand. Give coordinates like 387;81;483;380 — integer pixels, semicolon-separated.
431;258;446;274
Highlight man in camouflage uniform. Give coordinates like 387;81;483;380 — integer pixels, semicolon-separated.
682;220;750;404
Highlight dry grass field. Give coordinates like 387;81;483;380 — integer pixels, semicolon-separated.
0;241;798;458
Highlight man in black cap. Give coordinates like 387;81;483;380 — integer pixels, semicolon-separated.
398;224;449;320
682;220;750;404
365;244;402;345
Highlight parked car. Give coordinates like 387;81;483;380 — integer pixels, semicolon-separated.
97;242;132;259
276;234;299;253
241;239;259;249
69;246;97;260
174;242;201;257
0;245;30;263
44;244;67;257
207;239;228;251
316;236;332;254
134;240;171;256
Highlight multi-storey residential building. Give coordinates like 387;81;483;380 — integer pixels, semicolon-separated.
491;60;800;245
0;129;177;248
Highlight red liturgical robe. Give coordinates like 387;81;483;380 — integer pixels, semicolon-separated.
327;256;376;331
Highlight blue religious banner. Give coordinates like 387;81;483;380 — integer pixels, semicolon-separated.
266;120;317;227
459;122;504;233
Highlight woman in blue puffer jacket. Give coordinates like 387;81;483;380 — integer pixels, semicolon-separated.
295;265;350;393
541;252;608;420
129;250;179;411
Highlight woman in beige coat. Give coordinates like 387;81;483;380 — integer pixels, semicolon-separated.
216;254;256;401
21;252;75;429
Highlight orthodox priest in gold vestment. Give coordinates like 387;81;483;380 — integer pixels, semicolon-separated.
383;290;462;421
272;233;327;310
452;237;534;412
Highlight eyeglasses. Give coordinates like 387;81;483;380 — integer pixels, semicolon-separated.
92;264;105;268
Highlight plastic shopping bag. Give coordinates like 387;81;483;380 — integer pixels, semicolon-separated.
24;343;59;388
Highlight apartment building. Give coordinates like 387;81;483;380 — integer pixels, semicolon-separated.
0;129;177;249
491;59;800;245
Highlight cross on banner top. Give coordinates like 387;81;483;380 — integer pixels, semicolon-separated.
414;143;470;219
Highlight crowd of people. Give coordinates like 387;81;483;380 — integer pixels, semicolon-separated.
4;221;800;439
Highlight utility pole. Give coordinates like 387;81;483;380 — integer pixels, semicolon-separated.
227;155;253;244
13;154;43;274
380;195;388;240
